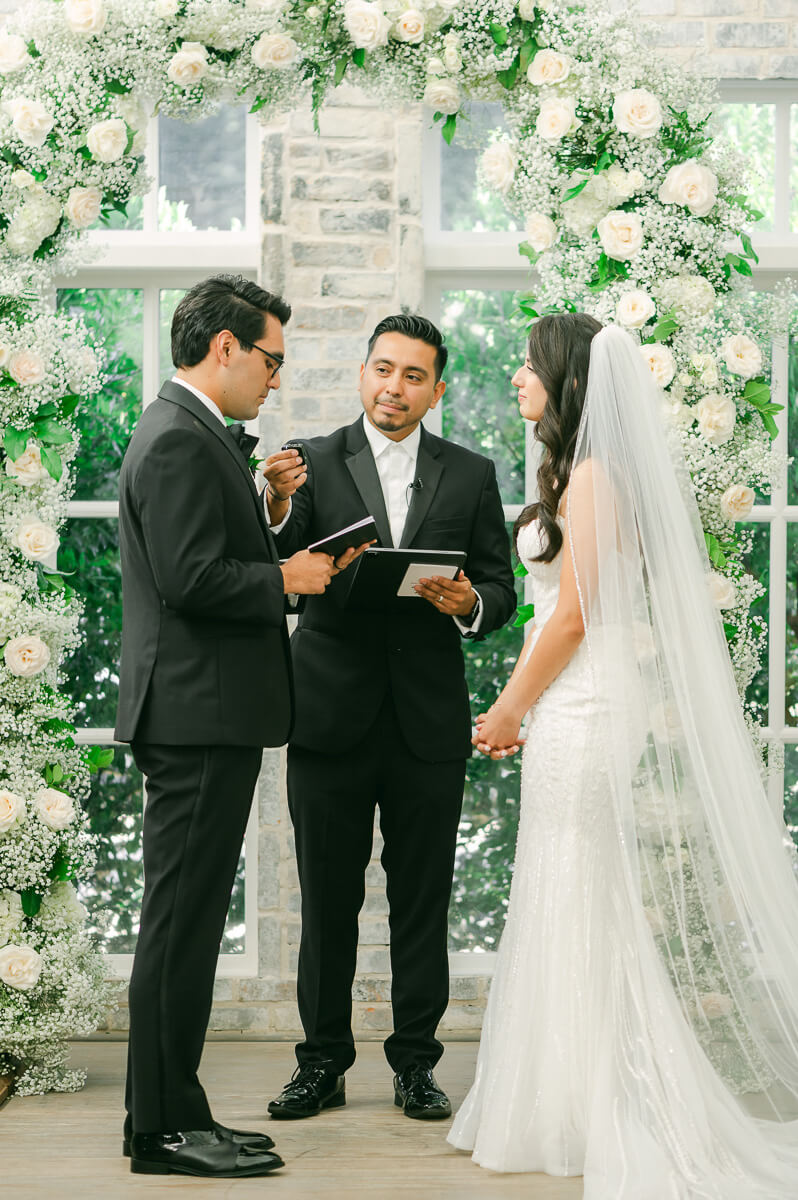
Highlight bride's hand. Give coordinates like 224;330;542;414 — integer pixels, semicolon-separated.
473;702;525;759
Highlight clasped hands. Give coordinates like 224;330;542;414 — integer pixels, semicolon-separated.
473;698;525;760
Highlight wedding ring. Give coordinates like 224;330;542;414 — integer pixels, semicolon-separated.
438;594;444;603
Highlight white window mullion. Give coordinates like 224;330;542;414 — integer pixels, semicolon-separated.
142;116;160;235
142;284;161;409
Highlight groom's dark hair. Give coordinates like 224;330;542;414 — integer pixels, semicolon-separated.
171;274;292;368
367;314;448;381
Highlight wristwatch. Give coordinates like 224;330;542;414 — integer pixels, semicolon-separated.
462;593;480;625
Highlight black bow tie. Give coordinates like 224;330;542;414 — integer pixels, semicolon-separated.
227;422;259;461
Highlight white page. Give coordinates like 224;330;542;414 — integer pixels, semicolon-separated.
396;561;461;598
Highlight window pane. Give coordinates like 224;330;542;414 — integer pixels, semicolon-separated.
439;102;521;233
449;527;524;952
61;517;122;730
783;744;798;848
56;288;142;501
741;521;769;724
787;523;798;727
440;289;526;505
159;287;186;382
790;332;798;506
158;108;246;232
717;103;774;232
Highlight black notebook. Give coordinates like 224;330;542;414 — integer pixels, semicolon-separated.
341;547;467;610
308;515;379;558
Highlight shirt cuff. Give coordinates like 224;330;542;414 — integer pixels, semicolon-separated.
453;589;483;637
265;493;292;534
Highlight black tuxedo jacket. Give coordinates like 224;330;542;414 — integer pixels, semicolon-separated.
115;380;293;747
274;418;516;761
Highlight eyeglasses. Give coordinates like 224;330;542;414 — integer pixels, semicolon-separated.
238;338;285;379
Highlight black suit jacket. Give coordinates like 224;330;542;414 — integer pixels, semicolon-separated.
115;380;293;747
274;418;516;761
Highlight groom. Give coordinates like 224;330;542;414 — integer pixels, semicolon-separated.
263;314;516;1121
114;274;357;1178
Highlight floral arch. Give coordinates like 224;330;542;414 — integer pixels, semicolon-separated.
0;0;782;1093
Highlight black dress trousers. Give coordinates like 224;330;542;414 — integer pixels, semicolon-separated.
125;741;262;1132
287;694;466;1076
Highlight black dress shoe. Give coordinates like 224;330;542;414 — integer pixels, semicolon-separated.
129;1129;284;1177
393;1065;452;1120
268;1061;345;1119
122;1113;275;1156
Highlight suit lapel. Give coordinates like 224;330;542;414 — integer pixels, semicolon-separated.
344;420;393;548
400;427;443;548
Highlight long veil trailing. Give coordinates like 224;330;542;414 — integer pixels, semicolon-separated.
568;325;798;1195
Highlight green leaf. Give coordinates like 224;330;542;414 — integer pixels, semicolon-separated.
35;402;58;418
249;95;269;114
50;849;74;883
105;78;132;95
496;59;519;90
441;113;458;146
333;55;348;86
704;531;727;569
352;47;366;68
723;621;738;642
3;426;31;461
519;36;538;72
60;394;81;417
85;745;114;773
40;444;62;482
489;21;509;45
33;417;73;445
512;602;536;628
761;411;779;440
740;231;759;265
26;39;41;58
513;561;529;578
517;240;540;265
742;379;770;408
21;888;42;918
643;311;680;344
518;301;539;318
563;177;589;202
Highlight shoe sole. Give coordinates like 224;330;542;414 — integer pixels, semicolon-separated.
268;1089;346;1120
130;1158;284;1177
394;1091;451;1120
123;1137;275;1158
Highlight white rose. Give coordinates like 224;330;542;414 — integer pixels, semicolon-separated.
612;88;663;138
167;42;208;89
658;159;717;218
527;48;571;86
0;344;8;367
640;343;676;388
64;0;107;35
597;209;643;260
0;890;23;947
34;787;76;831
245;0;283;8
426;56;444;75
86;117;128;162
562;173;612;237
663;398;695;431
5;193;62;257
39;881;87;929
658;274;715;320
0;944;42;991
0;791;25;835
606;162;639;202
4;634;50;677
14;517;59;562
65;185;102;229
525;212;557;252
343;0;390;50
0;31;31;75
722;333;763;380
11;168;34;189
442;44;461;72
535;96;578;142
720;485;754;522
436;0;461;9
5;440;47;487
423;77;459;115
518;0;536;16
708;573;737;610
480;141;516;195
251;33;299;69
395;8;424;42
2;96;54;147
0;582;21;620
616;290;655;329
697;392;736;445
8;349;45;386
155;0;178;13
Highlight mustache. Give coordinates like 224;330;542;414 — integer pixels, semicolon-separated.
375;396;408;410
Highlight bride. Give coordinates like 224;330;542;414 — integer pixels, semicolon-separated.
448;315;798;1197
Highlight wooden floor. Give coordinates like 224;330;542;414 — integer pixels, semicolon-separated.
2;1040;583;1199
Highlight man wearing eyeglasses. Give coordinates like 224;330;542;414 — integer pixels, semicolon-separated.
114;274;366;1179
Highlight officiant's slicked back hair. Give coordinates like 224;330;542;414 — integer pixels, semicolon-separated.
514;312;602;564
367;314;448;381
171;274;292;368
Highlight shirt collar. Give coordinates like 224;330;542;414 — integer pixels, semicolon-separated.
361;411;421;461
171;375;226;426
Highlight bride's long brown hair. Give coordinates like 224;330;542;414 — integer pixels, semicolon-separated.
513;312;602;563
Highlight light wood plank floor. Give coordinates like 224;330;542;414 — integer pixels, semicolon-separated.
2;1040;584;1199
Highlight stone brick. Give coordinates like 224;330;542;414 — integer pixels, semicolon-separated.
357;1004;393;1030
291;395;323;421
636;0;676;12
258;831;280;909
325;145;393;172
439;1003;485;1030
208;1006;268;1032
397;120;423;216
398;224;424;312
291;366;354;392
324;395;363;424
698;52;767;76
292;175;392;203
291;240;367;267
294;304;366;331
764;0;798;14
258;914;282;976
213;979;235;1003
646;20;705;47
258;750;283;826
714;22;788;47
321;272;394;300
352;978;391;1002
361;889;389;915
681;0;743;11
268;1002;303;1032
358;916;391;945
288;139;324;168
261;232;285;298
290;108;392;140
447;975;483;1001
289;337;324;361
365;862;387;887
356;948;391;974
319;207;392;235
770;53;798;74
327;335;367;361
239;977;297;1003
261;132;284;225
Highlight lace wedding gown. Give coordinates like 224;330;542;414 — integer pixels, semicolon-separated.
448;518;798;1199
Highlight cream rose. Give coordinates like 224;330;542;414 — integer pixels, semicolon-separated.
423;77;459;115
605;163;640;202
343;0;390;50
480;141;516;195
8;349;46;386
535;96;578;142
34;787;76;831
167;42;208;88
0;944;42;991
5;441;48;487
395;8;424;42
658;159;717;218
527;48;571;86
616;290;655;329
722;333;763;380
2;96;54;148
0;890;23;947
87;117;128;162
708;573;737;610
0;791;25;835
251;33;299;69
640;343;676;388
64;0;107;35
697;392;736;445
525;212;557;252
0;583;21;621
612;88;663;138
597;209;643;260
65;185;102;229
720;485;754;522
4;634;51;678
0;31;31;75
14;517;59;562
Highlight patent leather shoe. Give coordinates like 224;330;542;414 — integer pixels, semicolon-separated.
393;1065;452;1119
268;1061;345;1119
123;1112;275;1157
129;1129;283;1177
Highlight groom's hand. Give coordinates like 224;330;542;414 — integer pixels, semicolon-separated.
280;549;336;595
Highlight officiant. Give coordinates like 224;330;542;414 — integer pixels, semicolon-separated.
262;314;516;1122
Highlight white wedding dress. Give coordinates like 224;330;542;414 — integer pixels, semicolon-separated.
448;329;798;1198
